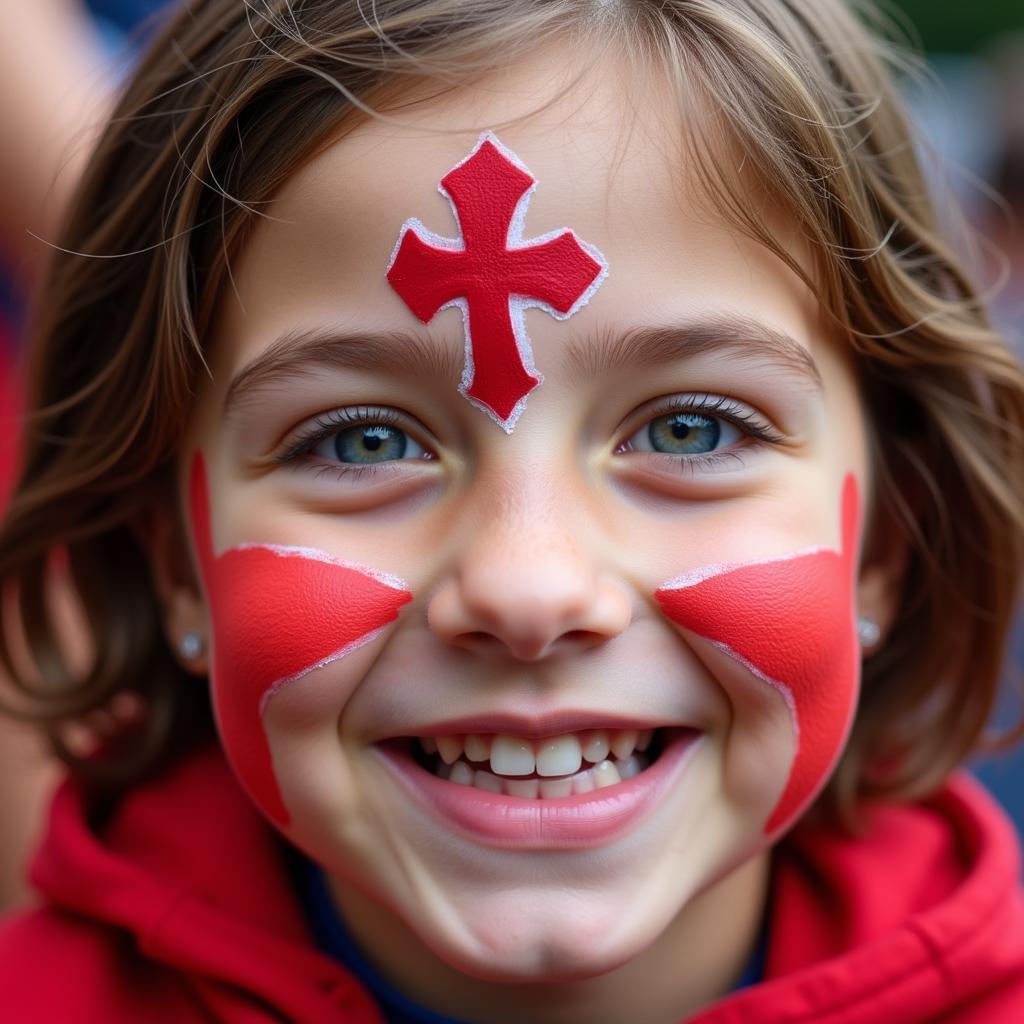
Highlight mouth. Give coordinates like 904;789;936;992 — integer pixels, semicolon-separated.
372;725;702;849
392;726;670;799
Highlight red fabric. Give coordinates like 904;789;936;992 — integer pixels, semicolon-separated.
0;745;385;1023
2;744;1023;1023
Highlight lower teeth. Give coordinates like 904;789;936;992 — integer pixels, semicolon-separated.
433;752;650;798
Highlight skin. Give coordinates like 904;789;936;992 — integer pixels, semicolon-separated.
149;50;904;1024
386;131;607;428
188;449;413;827
657;471;861;835
0;0;113;281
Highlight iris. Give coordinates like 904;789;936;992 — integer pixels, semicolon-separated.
333;424;408;463
647;413;720;454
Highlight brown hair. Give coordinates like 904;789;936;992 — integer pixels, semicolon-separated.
1;0;1022;818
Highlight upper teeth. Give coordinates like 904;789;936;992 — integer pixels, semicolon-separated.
421;729;654;777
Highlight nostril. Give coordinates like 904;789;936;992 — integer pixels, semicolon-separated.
449;628;557;661
451;630;507;655
562;628;607;648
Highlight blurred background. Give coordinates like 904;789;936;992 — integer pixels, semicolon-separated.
0;0;1022;913
886;1;1024;826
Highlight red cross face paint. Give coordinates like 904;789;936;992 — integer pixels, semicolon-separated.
656;474;860;835
386;132;608;431
188;453;412;827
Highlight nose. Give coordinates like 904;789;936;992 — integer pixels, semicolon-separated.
426;482;632;661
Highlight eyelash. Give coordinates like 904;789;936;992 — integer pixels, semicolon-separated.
274;394;784;479
274;405;422;480
621;393;784;474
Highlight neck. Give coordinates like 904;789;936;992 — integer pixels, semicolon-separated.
327;851;769;1024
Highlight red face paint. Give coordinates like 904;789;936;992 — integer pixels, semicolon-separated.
656;474;860;834
188;453;412;826
387;132;607;431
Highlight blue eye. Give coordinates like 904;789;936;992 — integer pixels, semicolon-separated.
311;422;427;464
627;410;742;455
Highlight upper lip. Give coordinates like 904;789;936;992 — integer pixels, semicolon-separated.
381;711;688;740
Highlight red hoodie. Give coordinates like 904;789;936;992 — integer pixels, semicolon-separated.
1;743;1022;1023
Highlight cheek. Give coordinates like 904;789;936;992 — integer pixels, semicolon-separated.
189;454;411;826
655;474;861;834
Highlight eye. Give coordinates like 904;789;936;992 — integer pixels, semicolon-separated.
626;411;742;455
312;422;427;464
275;405;435;471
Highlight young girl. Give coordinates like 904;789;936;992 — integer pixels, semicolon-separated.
2;1;1024;1020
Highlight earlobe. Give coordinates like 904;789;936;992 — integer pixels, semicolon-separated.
166;593;210;677
134;498;210;677
856;502;910;653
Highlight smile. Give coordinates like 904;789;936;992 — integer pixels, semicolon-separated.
414;728;660;798
372;726;702;850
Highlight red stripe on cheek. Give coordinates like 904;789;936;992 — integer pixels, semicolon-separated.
655;475;860;834
188;454;412;826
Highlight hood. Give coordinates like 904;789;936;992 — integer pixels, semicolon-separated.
27;743;385;1022
694;773;1024;1022
20;743;1024;1023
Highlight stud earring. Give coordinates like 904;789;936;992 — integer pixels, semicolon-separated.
856;616;881;648
179;631;205;660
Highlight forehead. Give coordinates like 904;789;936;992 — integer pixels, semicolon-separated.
211;52;822;389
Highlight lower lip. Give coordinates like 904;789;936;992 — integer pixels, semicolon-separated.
371;729;702;850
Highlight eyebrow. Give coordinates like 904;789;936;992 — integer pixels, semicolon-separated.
223;313;822;417
223;327;463;418
561;314;823;392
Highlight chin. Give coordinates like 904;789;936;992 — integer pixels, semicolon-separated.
418;905;656;985
437;942;641;986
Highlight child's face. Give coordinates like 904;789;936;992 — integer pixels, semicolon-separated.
170;58;892;985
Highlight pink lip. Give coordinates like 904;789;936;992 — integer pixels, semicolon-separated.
371;728;702;850
382;710;676;740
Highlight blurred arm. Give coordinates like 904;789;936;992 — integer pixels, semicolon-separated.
0;0;115;287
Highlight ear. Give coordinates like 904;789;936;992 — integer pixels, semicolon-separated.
856;490;911;654
135;490;209;677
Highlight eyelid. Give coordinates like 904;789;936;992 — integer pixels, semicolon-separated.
617;393;785;451
274;405;436;464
